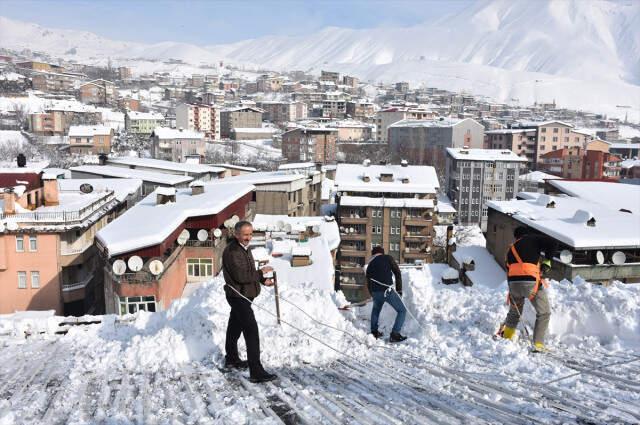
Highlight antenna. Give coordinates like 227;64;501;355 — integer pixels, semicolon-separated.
112;259;127;276
148;259;164;276
177;229;190;245
127;256;143;272
197;229;209;241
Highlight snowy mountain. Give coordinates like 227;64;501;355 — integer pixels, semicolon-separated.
1;0;639;120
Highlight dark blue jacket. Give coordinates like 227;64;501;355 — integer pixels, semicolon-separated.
366;254;402;293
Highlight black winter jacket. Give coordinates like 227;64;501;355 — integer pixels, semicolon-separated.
223;239;265;299
366;254;402;294
506;234;557;283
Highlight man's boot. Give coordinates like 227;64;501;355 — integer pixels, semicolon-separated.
390;332;407;342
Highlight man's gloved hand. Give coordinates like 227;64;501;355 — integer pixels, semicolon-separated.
397;290;403;297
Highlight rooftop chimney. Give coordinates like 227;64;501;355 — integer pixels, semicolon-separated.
156;187;177;205
16;153;26;168
400;159;408;167
190;181;205;196
42;174;59;206
2;188;16;215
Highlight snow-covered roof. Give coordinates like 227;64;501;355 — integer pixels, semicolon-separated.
452;246;506;289
388;118;463;128
127;111;164;120
152;127;204;140
487;193;640;249
485;129;532;134
106;157;224;174
58;178;142;203
547;180;640;215
0;160;49;174
252;214;340;251
609;143;640;150
436;193;456;213
620;159;640;169
221;171;308;186
70;165;193;185
68;125;112;137
210;163;257;172
278;162;316;171
232;127;278;133
517;120;575;128
335;163;439;194
96;182;254;257
340;196;434;209
446;148;527;162
519;171;563;183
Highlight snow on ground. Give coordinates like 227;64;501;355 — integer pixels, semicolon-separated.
0;229;639;423
0;130;28;149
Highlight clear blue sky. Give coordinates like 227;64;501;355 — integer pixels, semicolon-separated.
2;0;473;45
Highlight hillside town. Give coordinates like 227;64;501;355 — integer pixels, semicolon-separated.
1;9;640;423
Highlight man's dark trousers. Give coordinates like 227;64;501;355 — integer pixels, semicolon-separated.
225;295;262;375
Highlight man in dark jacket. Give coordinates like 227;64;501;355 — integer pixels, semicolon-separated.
223;220;277;383
501;226;557;352
366;246;407;342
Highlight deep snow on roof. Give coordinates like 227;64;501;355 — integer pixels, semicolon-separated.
446;148;527;162
58;178;143;203
96;182;254;257
548;180;640;215
126;111;164;120
252;214;340;251
107;157;224;174
70;165;193;185
219;171;307;185
340;195;434;209
68;125;112;137
436;193;456;213
335;163;439;194
487;193;640;249
151;127;204;140
519;171;563;183
388;118;463;128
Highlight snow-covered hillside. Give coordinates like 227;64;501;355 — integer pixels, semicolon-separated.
1;0;639;120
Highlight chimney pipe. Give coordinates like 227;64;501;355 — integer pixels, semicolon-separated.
2;189;16;215
42;174;59;206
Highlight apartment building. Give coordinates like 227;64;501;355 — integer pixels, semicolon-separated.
282;127;338;164
445;148;527;230
150;127;206;162
125;111;165;135
219;106;263;139
257;101;308;124
68;125;113;155
345;100;375;120
221;170;323;217
29;108;102;136
515;121;591;168
0;173;142;315
31;72;76;94
328;120;374;142
335;161;440;301
175;103;220;140
388;118;485;172
79;79;117;105
539;147;621;180
485;128;538;166
375;106;438;142
97;182;253;314
256;74;284;93
320;70;340;84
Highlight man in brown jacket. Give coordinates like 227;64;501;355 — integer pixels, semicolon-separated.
223;220;277;383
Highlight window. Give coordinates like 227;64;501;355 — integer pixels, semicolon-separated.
541;128;546;133
541;136;546;142
16;236;24;252
373;225;382;234
31;271;40;289
119;296;157;315
390;243;399;252
187;258;213;277
553;128;559;133
29;235;37;251
18;271;27;289
552;137;558;142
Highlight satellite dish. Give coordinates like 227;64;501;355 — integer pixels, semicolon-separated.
231;215;240;224
0;223;5;232
128;256;143;272
148;259;164;276
197;229;209;241
596;251;605;265
284;223;292;233
312;225;320;233
112;259;127;276
177;229;190;245
276;220;285;230
559;250;573;264
79;183;94;194
612;251;626;265
6;221;18;231
213;228;222;238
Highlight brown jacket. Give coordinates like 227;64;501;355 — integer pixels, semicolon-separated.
222;239;265;299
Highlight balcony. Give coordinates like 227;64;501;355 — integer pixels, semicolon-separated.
108;245;184;285
340;248;366;257
404;217;432;226
340;232;367;241
340;216;368;225
340;265;364;274
404;233;430;243
62;272;94;292
403;249;429;259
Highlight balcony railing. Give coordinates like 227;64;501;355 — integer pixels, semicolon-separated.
62;272;94;291
1;191;116;225
404;217;432;226
340;233;367;241
340;216;368;224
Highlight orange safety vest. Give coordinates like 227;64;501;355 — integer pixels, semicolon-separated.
506;242;548;302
